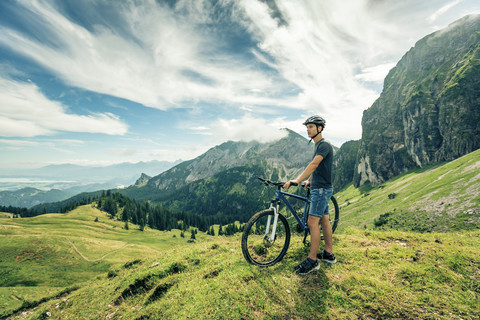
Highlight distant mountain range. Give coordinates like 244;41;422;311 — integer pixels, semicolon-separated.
0;160;179;207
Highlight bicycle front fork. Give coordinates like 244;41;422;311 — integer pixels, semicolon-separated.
265;202;280;242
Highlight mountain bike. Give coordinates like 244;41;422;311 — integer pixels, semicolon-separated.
241;177;339;267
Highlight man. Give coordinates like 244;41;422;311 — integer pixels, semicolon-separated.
283;115;336;275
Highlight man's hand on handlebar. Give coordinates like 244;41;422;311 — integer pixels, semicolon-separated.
283;180;298;190
301;180;311;189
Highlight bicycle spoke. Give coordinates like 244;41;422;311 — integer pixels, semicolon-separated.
242;210;290;266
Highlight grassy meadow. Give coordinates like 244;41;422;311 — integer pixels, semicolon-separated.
0;205;202;317
3;225;480;319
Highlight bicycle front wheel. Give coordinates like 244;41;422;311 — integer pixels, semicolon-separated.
241;209;290;267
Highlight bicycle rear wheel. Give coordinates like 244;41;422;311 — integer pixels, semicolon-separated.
329;196;340;234
241;209;290;267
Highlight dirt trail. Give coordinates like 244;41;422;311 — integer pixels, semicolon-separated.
65;237;132;262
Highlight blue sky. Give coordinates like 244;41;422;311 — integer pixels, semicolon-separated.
1;0;479;170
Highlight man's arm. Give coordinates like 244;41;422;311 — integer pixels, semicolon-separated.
283;155;324;189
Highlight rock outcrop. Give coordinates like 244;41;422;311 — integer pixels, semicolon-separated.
134;173;151;187
332;140;360;191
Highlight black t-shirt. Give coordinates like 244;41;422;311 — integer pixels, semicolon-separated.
311;139;333;189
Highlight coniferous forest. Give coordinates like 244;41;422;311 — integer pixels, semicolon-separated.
4;190;242;235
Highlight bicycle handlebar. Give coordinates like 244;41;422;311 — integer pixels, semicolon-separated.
257;177;299;188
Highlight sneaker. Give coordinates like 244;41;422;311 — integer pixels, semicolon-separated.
294;258;320;275
317;250;337;264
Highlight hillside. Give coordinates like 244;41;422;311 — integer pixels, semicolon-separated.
336;148;480;232
0;188;73;209
3;223;480;319
0;205;197;318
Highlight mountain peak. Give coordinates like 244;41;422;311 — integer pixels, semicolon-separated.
134;173;152;187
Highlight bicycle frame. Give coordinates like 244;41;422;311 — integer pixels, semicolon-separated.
266;187;310;242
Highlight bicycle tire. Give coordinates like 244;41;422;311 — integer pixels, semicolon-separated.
241;209;290;267
329;196;340;234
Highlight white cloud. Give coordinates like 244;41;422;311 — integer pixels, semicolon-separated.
229;0;401;140
429;0;461;22
355;63;397;83
1;0;476;121
0;76;128;137
211;114;288;143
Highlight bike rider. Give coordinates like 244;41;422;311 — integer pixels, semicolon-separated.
283;115;337;275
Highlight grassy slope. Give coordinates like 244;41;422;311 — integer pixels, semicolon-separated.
334;148;480;232
4;229;480;320
0;205;196;317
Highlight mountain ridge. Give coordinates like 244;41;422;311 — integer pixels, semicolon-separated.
118;129;315;220
141;128;312;193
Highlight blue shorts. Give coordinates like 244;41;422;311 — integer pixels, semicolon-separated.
309;187;333;218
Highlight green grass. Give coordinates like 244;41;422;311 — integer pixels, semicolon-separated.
0;205;203;317
4;228;480;319
334;148;480;232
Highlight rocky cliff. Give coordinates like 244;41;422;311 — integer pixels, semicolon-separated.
354;14;480;187
332;140;360;191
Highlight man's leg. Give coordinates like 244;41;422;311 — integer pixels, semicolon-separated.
307;215;321;261
320;215;333;253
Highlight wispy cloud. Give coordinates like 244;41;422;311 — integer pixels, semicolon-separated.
355;63;397;83
0;76;128;137
429;0;461;22
211;114;288;143
0;0;287;112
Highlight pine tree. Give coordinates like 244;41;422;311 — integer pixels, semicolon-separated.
218;225;224;236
